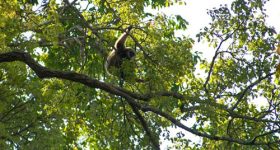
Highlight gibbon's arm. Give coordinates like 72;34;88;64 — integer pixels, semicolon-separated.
114;26;133;51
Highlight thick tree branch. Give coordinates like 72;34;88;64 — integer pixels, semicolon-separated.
0;51;136;100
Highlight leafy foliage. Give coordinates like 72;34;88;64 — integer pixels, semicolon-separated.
0;0;279;149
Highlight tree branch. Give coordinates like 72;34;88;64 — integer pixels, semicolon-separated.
230;72;275;111
129;104;160;149
0;51;129;97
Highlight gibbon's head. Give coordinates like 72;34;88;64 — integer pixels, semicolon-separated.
124;48;135;59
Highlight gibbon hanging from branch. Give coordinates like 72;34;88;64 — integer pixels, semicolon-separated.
105;26;135;79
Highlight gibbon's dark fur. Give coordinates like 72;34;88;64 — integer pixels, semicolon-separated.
105;26;135;77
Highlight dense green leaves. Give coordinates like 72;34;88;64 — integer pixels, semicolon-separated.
0;0;279;149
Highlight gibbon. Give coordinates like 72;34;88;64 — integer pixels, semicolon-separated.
105;26;135;78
